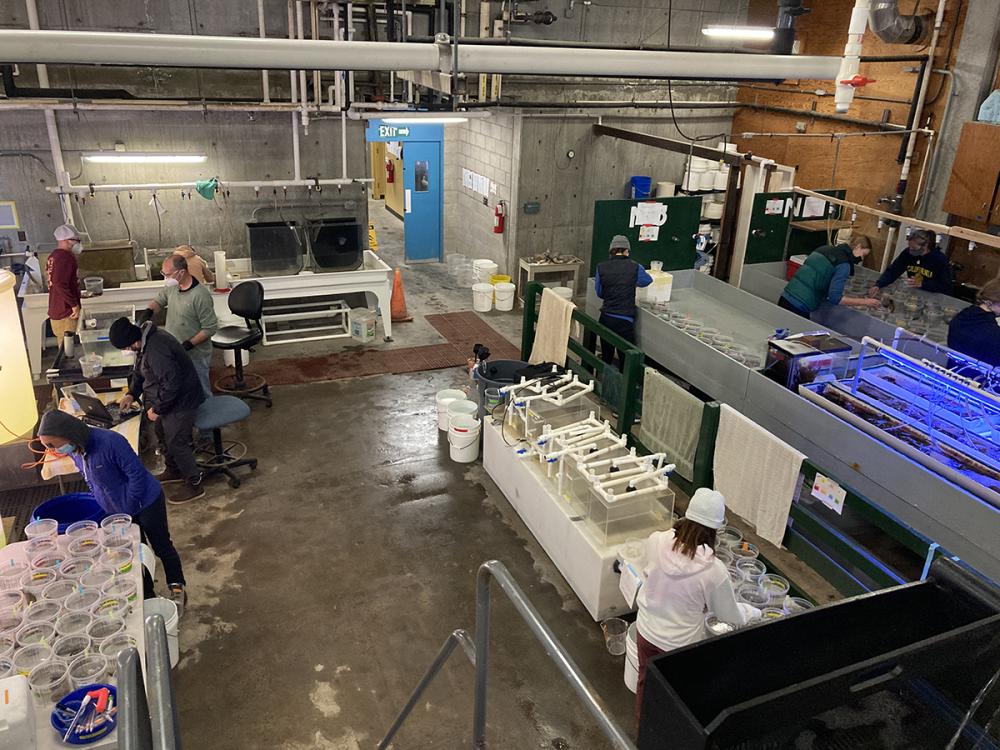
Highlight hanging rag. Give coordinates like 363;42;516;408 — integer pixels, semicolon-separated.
638;367;704;481
713;404;805;547
529;287;575;366
195;178;219;200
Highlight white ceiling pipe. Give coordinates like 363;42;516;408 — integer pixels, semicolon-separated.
0;29;842;81
46;178;369;196
834;0;871;113
0;30;441;71
455;46;842;80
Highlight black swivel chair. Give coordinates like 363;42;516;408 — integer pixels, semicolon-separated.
212;281;272;407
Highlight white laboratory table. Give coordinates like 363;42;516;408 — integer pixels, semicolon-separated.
1;526;146;749
22;251;394;375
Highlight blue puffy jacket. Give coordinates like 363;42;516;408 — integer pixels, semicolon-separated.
70;428;162;517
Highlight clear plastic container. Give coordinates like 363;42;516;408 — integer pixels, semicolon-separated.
86;615;125;645
0;657;12;679
24;599;62;625
726;566;742;586
601;617;628;656
0;606;23;635
0;560;29;592
697;327;720;341
783;596;815;613
29;552;65;571
12;642;52;676
67;537;102;559
711;334;734;348
52;633;92;664
716;527;743;549
26;537;59;561
101;531;132;549
92;597;130;620
583;477;676;547
65;520;100;541
704;614;737;637
64;589;103;615
28;659;70;705
20;568;59;599
79;354;104;378
736;558;767;584
0;590;27;613
60;557;95;581
736;583;770;609
759;574;790;604
101;577;138;604
24;518;59;541
67;653;108;690
80;568;116;591
55;610;93;637
760;607;786;621
41;579;79;604
15;621;56;648
100;547;133;575
713;547;734;567
683;321;704;337
731;541;760;560
99;633;136;676
0;633;14;658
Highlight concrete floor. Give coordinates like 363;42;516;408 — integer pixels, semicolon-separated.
167;199;635;748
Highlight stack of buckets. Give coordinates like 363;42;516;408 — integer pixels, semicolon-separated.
471;265;516;313
436;388;481;463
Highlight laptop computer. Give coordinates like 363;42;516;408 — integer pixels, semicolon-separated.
74;393;136;428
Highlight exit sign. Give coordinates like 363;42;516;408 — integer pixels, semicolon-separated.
378;125;411;138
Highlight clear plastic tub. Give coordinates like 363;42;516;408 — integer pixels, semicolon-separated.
55;610;93;637
101;531;132;549
79;354;104;378
24;599;62;625
736;558;767;584
64;589;103;615
713;547;734;567
28;659;70;705
760;607;786;621
60;557;95;581
100;547;133;574
697;327;720;341
20;567;59;599
79;568;116;591
0;590;27;613
92;596;130;620
583;477;676;547
12;642;52;676
86;615;125;645
520;398;590;441
15;620;56;648
68;537;102;558
65;519;100;540
100;512;131;537
716;527;743;549
29;551;65;571
67;653;108;690
26;537;59;561
52;633;92;664
726;566;742;586
41;579;79;604
0;606;23;635
783;596;815;613
759;574;790;605
0;633;14;658
0;561;29;592
736;583;770;609
101;577;138;604
731;541;760;560
0;657;12;679
24;518;58;541
601;617;628;655
99;633;137;676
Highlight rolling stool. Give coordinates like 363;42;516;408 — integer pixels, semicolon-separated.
196;395;257;488
213;280;272;407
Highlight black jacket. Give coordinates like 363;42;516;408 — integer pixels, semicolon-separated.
948;306;1000;368
875;247;952;294
128;323;205;415
596;256;645;319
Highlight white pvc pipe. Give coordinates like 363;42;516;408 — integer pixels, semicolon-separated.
834;0;871;113
332;4;343;109
347;3;356;103
341;110;348;180
257;0;270;102
287;1;298;104
311;0;321;112
296;1;309;132
0;30;841;80
899;0;946;185
46;178;368;196
292;111;302;181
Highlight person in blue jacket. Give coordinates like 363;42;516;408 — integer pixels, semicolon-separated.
868;228;953;295
37;409;187;615
948;280;1000;369
595;235;653;367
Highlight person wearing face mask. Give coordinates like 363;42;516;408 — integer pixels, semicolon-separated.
947;280;1000;369
140;254;218;397
45;224;83;342
779;235;880;319
36;409;188;615
868;229;953;296
109;316;206;504
172;245;215;286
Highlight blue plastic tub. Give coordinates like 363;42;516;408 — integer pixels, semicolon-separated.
628;175;652;199
32;493;105;535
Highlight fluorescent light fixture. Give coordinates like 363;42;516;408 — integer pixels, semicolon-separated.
381;116;469;124
701;25;775;41
82;152;208;164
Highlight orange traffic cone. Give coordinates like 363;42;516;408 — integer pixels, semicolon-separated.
391;268;413;322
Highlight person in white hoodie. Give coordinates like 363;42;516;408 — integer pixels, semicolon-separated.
634;488;749;725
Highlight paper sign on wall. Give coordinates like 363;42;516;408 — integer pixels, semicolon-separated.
811;473;846;515
765;199;784;215
638;225;659;243
630;201;668;228
802;197;828;218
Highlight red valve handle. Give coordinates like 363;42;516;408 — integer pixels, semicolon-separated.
839;75;876;88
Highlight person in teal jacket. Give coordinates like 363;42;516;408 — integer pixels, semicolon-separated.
778;235;881;319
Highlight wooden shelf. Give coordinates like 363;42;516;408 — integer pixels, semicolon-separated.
789;219;854;232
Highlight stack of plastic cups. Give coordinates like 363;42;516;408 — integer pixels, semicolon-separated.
455;261;475;287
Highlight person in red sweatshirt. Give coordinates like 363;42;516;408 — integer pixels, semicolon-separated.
46;223;83;340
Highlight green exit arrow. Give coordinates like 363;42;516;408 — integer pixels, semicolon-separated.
398;127;410;137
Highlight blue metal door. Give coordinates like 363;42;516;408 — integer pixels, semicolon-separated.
402;139;443;262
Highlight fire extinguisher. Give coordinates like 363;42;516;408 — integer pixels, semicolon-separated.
493;200;506;234
385;159;395;184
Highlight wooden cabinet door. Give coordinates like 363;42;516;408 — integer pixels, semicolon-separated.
943;122;1000;222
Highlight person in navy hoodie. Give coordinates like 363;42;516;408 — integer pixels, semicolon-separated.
37;409;187;616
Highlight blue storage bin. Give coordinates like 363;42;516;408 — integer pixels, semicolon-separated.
32;493;106;534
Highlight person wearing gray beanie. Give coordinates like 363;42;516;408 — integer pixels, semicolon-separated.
594;234;654;369
37;410;188;615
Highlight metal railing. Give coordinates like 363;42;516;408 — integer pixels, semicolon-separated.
378;560;636;750
117;613;182;750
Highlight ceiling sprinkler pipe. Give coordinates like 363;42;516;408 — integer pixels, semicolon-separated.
869;0;931;45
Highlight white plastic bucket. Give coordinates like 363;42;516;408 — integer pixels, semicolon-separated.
447;399;479;424
699;169;718;190
472;259;498;283
448;414;481;463
223;348;250;368
472;283;494;312
624;622;639;693
552;286;573;301
655;181;675;198
436;389;466;431
494;282;516;311
144;597;179;668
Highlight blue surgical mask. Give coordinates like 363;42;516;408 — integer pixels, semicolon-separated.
56;443;76;455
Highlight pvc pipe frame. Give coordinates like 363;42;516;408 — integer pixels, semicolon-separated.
0;29;844;81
